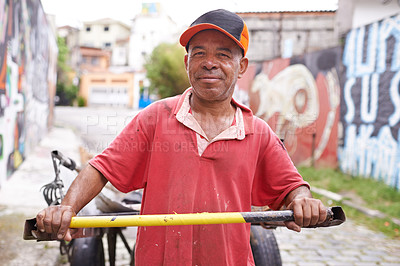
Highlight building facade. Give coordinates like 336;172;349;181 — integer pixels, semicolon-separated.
80;19;130;49
240;11;339;62
128;3;181;108
337;0;400;36
72;18;135;107
80;72;134;107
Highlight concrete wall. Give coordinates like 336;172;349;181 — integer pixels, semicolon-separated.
240;12;338;62
0;0;57;186
237;47;341;168
339;13;400;190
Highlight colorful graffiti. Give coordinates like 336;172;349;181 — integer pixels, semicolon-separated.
237;47;341;168
339;14;400;189
0;0;57;187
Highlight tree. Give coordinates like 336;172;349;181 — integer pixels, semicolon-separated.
56;36;79;106
144;43;190;98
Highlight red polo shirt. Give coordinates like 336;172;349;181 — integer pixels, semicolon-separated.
90;88;309;266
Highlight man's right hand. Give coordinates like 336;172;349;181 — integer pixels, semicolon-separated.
36;205;76;241
35;164;108;241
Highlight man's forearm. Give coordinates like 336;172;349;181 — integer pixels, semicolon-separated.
61;163;108;214
284;185;312;207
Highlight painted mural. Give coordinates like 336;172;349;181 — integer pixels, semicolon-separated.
237;47;341;168
339;14;400;190
0;0;57;187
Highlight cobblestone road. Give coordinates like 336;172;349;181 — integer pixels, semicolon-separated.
274;220;400;266
105;220;400;266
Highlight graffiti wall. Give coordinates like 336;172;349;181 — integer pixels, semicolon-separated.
0;0;57;187
339;14;400;189
237;47;341;168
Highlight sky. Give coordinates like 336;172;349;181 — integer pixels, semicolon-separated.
41;0;338;28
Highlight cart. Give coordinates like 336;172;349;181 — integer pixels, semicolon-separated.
24;150;345;266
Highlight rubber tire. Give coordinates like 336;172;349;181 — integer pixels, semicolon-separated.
70;237;105;266
250;226;282;266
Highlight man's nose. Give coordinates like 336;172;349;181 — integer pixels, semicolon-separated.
201;55;218;70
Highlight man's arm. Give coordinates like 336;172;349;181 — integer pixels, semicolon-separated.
283;185;327;232
36;164;108;240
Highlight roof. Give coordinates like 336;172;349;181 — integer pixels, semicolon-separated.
237;9;336;14
83;18;130;30
80;46;111;57
237;10;336;18
57;25;79;31
231;0;337;13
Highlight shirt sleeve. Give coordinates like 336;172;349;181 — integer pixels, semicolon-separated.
89;109;154;193
251;121;309;210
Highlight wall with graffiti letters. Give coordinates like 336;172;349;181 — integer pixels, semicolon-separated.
237;47;341;168
339;14;400;190
0;0;57;187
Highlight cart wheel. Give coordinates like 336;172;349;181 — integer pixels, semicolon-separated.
70;237;105;266
250;226;282;266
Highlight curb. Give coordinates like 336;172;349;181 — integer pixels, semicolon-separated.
311;187;400;226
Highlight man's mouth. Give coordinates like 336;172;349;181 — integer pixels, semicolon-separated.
197;75;221;83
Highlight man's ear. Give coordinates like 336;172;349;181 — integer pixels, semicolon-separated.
238;57;248;79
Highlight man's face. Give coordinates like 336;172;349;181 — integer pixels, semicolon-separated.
184;30;248;103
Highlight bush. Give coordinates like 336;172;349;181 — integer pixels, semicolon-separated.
144;43;190;98
77;96;86;107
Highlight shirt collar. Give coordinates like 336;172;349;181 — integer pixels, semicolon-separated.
174;87;254;136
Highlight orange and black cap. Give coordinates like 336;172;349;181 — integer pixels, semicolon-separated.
179;9;249;56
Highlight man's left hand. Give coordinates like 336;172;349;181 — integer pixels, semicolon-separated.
285;197;327;232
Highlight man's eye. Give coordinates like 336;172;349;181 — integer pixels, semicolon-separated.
193;51;204;56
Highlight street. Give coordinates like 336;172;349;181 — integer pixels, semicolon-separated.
0;106;399;265
54;106;140;157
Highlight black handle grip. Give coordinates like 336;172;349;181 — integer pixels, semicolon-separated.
51;150;77;171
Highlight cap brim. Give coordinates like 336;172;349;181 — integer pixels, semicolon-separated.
179;23;245;53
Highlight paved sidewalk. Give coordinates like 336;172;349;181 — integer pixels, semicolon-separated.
0;126;81;266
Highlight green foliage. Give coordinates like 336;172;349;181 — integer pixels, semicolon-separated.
56;82;79;106
144;43;190;98
56;36;78;105
57;36;70;74
77;96;86;107
298;166;400;239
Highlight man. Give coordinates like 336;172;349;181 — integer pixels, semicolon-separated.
36;9;326;265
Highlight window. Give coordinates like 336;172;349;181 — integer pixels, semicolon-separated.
104;26;109;31
86;26;91;32
82;56;89;64
91;57;99;65
104;42;111;48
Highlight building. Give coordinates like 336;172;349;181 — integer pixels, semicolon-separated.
79;72;135;107
58;25;80;70
79;18;131;67
239;11;339;62
128;3;180;71
80;18;130;48
336;0;400;36
79;46;111;73
74;18;135;107
78;46;135;108
128;3;181;108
